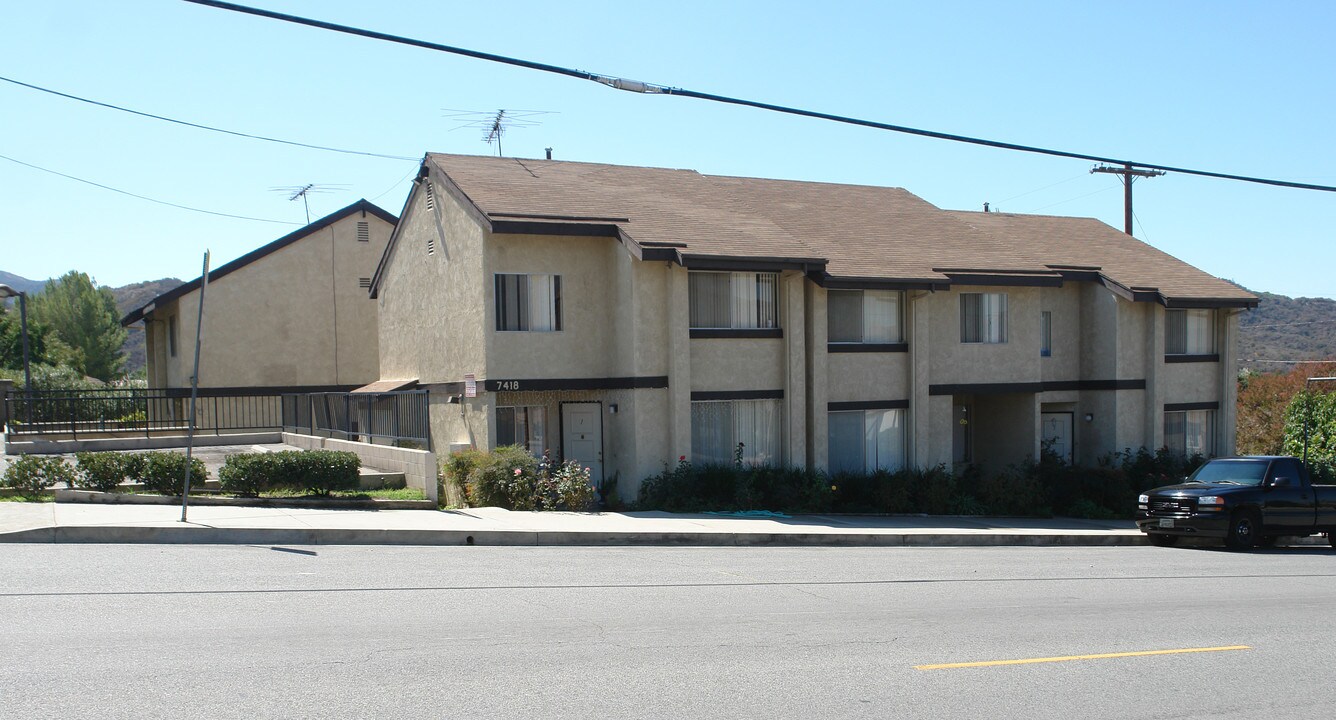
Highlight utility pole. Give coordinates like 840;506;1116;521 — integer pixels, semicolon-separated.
1091;164;1164;236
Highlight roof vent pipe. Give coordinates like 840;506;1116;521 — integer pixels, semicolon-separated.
983;202;990;213
545;147;553;160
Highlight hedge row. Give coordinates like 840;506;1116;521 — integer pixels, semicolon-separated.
442;446;596;511
219;450;360;497
1;451;210;496
635;447;1206;518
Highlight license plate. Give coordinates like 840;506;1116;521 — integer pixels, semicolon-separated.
1158;518;1174;529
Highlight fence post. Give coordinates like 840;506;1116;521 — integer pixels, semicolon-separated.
0;379;11;433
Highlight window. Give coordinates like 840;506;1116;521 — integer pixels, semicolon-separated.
689;271;779;329
691;400;782;465
495;274;562;332
1040;311;1052;357
828;289;903;343
496;405;546;455
828;409;906;475
1164;409;1214;458
1165;309;1214;355
960;293;1007;343
168;315;178;358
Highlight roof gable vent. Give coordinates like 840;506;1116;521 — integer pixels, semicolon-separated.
356;221;370;242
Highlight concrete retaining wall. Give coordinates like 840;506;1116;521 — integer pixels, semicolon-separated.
4;432;283;456
281;432;437;503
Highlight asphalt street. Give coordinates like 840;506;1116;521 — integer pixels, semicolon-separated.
3;544;1335;719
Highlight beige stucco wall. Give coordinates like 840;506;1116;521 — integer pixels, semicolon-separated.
1040;285;1080;382
926;286;1042;385
145;210;391;389
377;174;487;385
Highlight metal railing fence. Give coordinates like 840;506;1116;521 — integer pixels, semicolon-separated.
282;390;431;450
2;387;283;438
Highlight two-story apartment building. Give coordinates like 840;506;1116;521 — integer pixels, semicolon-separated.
123;199;396;391
371;154;1256;498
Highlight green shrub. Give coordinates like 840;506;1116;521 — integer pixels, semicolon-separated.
978;459;1050;516
139;451;208;496
218;453;271;497
301;450;360;496
2;455;74;495
74;452;130;492
467;445;540;509
442;448;489;505
536;454;597;511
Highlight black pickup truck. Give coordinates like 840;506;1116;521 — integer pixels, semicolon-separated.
1136;456;1336;549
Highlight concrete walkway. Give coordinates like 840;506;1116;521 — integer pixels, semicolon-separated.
0;501;1147;546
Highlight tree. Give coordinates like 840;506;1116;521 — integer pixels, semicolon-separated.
1237;363;1336;456
1282;387;1336;481
0;304;80;374
27;271;127;381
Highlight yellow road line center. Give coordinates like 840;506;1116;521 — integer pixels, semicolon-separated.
915;645;1250;670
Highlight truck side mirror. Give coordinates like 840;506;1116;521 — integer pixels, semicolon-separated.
1269;476;1293;488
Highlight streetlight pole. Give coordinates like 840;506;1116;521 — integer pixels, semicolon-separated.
0;284;32;425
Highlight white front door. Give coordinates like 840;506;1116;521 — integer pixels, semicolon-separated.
1041;412;1074;464
561;402;603;483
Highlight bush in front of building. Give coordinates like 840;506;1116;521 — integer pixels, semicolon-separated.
2;454;74;496
444;446;598;511
218;450;361;497
139;451;209;496
74;451;134;492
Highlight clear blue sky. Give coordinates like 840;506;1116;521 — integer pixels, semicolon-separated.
3;1;1333;298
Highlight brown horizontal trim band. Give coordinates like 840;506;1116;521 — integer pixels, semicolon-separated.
1162;297;1259;309
488;212;630;223
490;219;621;237
943;273;1064;288
819;276;949;291
484;376;670;393
682;255;826;273
160;384;362;398
828;342;908;353
1041;379;1148;392
1165;353;1220;364
692;390;784;401
929;379;1147;395
690;328;784;339
1165;401;1219;411
828;399;909;411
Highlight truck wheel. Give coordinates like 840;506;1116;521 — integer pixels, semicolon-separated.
1225;510;1260;551
1148;534;1179;547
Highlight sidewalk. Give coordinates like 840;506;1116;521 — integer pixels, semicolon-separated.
0;501;1147;546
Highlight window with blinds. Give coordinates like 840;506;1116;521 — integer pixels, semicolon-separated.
1165;409;1214;458
690;400;782;466
828;408;906;475
828;289;902;343
497;405;546;455
688;271;779;329
495;273;562;332
1165;309;1214;354
960;293;1007;344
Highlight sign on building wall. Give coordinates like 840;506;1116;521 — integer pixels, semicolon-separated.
465;373;477;398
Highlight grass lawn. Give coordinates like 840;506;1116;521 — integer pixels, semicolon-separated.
0;493;55;502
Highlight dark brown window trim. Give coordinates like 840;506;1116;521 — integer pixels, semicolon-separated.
691;390;784;401
1164;354;1220;364
690;328;783;339
161;384;361;398
828;399;909;411
1164;401;1219;412
482;376;670;393
827;343;908;354
929;379;1146;395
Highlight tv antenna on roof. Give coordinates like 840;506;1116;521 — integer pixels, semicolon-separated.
269;184;348;224
443;109;553;157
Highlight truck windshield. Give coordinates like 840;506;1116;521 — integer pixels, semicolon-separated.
1187;459;1269;486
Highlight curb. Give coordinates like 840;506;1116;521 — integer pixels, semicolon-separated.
53;489;437;511
0;525;1150;547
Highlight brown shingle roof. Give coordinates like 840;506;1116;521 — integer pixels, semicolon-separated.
425;153;1255;306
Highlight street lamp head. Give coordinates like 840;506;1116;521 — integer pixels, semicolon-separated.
0;283;20;299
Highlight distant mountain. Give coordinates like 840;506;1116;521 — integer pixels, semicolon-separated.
1239;292;1336;367
0;271;47;295
110;278;184;375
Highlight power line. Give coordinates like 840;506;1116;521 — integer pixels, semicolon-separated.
0;152;299;225
0;74;418;162
182;0;1336;194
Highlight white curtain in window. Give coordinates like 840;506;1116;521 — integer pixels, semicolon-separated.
527;406;546;455
1186;310;1214;354
1164;411;1186;455
691;400;782;465
827;411;864;474
1185;409;1213;457
864;409;905;471
691;402;733;465
755;273;778;329
982;293;1007;343
528;274;555;331
863;290;901;343
731;272;759;329
742;399;782;465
